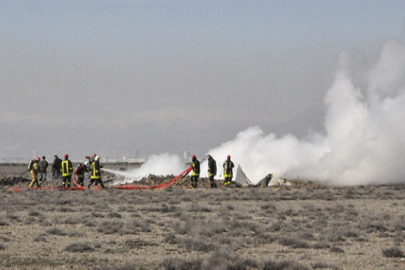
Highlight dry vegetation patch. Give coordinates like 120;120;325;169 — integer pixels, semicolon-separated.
2;165;405;268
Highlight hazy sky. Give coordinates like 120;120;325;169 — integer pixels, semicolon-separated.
1;0;405;162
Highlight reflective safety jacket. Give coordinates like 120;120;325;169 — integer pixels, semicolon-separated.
192;159;200;177
223;160;234;178
30;162;39;175
91;160;102;180
61;160;73;177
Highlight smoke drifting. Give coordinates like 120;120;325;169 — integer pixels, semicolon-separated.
103;153;185;184
208;39;405;185
108;39;405;186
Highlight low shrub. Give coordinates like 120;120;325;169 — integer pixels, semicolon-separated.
263;259;309;270
63;217;81;225
161;257;203;270
33;234;47;242
47;228;67;236
98;220;123;234
28;210;41;217
108;212;122;218
311;262;339;269
64;242;94;253
329;246;344;253
382;246;404;258
164;234;178;244
0;219;9;226
124;239;157;249
277;236;310;249
180;237;217;253
126;219;151;233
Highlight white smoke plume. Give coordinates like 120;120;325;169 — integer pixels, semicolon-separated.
207;39;405;185
106;39;405;186
103;153;185;184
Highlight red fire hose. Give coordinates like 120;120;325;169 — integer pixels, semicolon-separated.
9;166;192;191
113;166;192;190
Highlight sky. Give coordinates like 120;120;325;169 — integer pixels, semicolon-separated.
1;1;405;184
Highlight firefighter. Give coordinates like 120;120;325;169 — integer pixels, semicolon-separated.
61;154;73;187
75;163;88;186
190;155;200;189
38;156;49;182
88;155;105;189
29;157;41;188
223;155;234;186
207;154;217;188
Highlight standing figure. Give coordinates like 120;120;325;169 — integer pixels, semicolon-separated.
38;156;49;182
190;155;200;189
207;154;217;188
61;154;73;187
223;155;234;186
29;157;41;188
52;155;62;179
88;154;105;189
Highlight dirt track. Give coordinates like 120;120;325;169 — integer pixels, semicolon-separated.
1;163;405;269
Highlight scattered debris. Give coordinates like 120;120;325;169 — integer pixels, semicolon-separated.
268;177;292;187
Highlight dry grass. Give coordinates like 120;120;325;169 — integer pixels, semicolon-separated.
2;165;405;268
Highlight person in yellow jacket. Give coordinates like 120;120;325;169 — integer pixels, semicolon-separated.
190;155;200;189
61;154;73;187
88;154;105;189
29;157;41;188
223;155;234;186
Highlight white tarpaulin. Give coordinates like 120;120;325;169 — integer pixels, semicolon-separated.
235;165;251;185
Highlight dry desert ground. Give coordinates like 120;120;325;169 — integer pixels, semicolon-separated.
1;163;405;269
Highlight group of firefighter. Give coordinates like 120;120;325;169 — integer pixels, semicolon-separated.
28;152;234;189
28;153;104;189
190;154;234;189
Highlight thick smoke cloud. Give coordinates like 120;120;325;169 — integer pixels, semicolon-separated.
208;39;405;185
103;153;184;184
108;39;405;186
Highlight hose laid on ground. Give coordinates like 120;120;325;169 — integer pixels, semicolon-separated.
113;166;192;190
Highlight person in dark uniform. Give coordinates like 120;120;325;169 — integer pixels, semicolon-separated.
38;156;49;182
52;155;62;179
75;163;88;186
207;154;217;188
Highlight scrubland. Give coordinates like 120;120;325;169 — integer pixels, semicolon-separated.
1;164;405;269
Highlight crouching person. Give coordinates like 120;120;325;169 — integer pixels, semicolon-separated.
88;155;105;189
75;163;88;186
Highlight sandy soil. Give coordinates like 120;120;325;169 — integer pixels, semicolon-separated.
1;163;405;269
